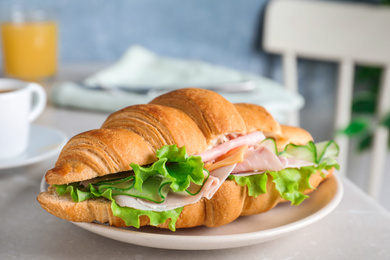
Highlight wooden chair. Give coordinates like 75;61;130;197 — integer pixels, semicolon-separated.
263;0;390;199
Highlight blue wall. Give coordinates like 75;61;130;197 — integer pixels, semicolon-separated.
0;0;272;76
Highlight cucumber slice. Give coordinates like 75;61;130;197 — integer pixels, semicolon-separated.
96;175;169;203
259;139;339;165
280;141;317;163
260;138;278;154
316;141;340;164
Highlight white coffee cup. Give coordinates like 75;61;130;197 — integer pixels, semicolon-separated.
0;78;47;159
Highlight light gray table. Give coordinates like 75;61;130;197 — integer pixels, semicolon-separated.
1;105;390;259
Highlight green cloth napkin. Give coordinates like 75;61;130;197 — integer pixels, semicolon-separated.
51;45;303;122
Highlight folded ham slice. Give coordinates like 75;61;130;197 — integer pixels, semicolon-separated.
232;146;316;174
196;131;265;163
232;146;284;173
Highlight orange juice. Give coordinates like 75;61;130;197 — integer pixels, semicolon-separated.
1;21;57;79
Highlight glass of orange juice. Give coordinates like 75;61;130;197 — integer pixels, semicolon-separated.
1;7;57;81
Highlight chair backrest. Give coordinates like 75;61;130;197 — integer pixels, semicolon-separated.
263;0;390;199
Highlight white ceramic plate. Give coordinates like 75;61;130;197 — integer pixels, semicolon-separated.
40;173;343;250
0;125;67;169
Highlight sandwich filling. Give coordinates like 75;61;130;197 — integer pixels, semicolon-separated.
54;131;339;231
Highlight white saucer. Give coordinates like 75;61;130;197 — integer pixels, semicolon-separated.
0;125;67;170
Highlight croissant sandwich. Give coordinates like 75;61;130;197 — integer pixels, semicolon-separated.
37;88;339;231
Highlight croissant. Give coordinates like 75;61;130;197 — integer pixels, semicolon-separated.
37;88;338;230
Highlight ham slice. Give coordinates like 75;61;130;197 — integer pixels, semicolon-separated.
114;164;237;212
278;156;316;168
232;146;316;175
232;146;284;173
196;131;265;163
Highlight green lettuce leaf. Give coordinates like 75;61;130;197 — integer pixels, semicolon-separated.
230;163;338;205
93;174;171;203
131;144;205;193
55;183;95;202
229;174;268;197
55;183;183;231
111;201;182;231
267;163;337;205
82;144;206;204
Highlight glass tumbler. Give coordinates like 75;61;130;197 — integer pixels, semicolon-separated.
1;7;58;81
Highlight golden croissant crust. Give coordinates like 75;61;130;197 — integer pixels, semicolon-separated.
101;104;208;155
